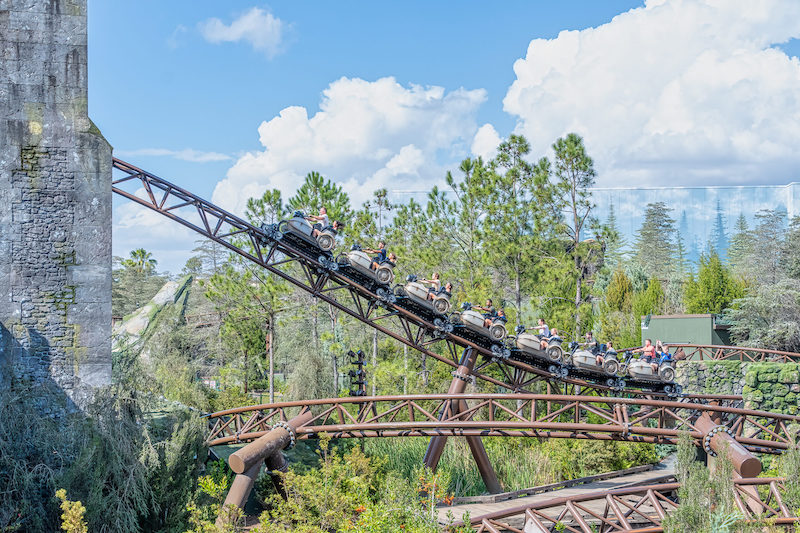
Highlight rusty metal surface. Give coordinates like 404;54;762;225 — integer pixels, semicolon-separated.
454;477;797;532
111;159;744;402
205;394;799;455
628;343;800;363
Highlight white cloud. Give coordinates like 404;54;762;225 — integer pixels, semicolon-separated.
167;24;187;49
504;0;800;187
212;76;487;213
116;148;231;163
471;124;501;161
198;7;285;57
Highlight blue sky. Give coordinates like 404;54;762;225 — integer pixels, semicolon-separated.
90;1;800;273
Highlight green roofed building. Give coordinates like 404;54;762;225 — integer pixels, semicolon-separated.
641;314;731;348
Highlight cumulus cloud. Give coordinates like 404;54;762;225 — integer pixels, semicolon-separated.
471;124;502;161
199;7;286;57
212;76;487;213
505;0;800;187
116;148;231;163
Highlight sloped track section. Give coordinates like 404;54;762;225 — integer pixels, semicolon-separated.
206;393;799;455
667;343;800;363
111;158;743;402
453;477;797;532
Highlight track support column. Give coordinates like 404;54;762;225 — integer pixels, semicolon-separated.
423;348;502;493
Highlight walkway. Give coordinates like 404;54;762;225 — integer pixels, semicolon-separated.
437;457;676;526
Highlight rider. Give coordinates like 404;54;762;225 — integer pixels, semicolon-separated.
496;309;507;323
532;318;550;349
634;339;657;371
420;272;442;297
582;332;603;366
306;206;329;231
312;219;343;238
654;340;671;373
363;241;388;270
473;299;497;328
439;282;453;298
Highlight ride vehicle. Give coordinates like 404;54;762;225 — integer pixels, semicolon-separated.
564;342;624;388
261;211;339;269
619;351;681;396
337;244;396;301
451;303;509;358
510;325;568;377
393;275;452;332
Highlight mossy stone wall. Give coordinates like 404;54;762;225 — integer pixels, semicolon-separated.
677;361;800;415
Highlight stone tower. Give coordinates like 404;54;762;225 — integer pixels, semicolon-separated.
0;0;112;408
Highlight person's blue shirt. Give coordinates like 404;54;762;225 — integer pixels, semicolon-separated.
658;352;672;364
373;248;386;262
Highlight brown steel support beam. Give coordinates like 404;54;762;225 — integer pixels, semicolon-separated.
422;348;502;493
695;412;762;477
229;410;313;474
217;459;263;527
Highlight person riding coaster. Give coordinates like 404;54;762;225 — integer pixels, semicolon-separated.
512;324;567;377
452;301;509;358
273;210;342;269
623;339;676;384
565;337;623;388
394;274;453;329
337;243;397;301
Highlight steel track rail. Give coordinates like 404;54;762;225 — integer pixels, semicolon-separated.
450;477;797;532
111;159;744;402
205;393;800;453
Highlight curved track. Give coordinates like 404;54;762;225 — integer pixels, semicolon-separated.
666;343;800;363
206;393;799;454
450;477;797;532
112;159;764;403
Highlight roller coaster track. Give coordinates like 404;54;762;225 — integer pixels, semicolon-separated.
666;343;800;363
205;393;799;455
450;476;798;532
111;159;746;403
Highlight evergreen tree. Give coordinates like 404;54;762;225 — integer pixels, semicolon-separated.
477;135;551;326
727;213;752;274
783;216;800;280
683;252;745;314
549;133;599;336
633;202;676;279
633;278;665;319
737;209;786;285
246;188;285;226
605;269;633;313
604;201;624;270
708;199;728;260
287;171;352;224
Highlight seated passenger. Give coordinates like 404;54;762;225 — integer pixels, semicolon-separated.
532;318;550;349
306;206;329;231
311;219;343;238
473;299;497;328
420;272;442;296
496;309;507;323
656;341;672;373
633;339;657;372
438;282;453;298
363;241;387;270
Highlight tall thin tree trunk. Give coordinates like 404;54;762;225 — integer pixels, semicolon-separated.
268;314;274;403
421;352;428;387
372;329;377;396
328;304;338;393
243;349;249;394
403;344;408;395
575;255;582;339
515;258;522;327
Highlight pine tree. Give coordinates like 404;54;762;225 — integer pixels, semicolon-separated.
684;252;745;314
709;199;728;261
604;201;624;270
634;202;676;279
727;213;752;274
287;171;352;224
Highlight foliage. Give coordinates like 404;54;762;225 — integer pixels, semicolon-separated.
241;434;466;533
726;279;800;352
287;171;352;225
664;433;743;533
56;489;88;533
684;252;745;314
112;252;168;317
634;202;676;279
